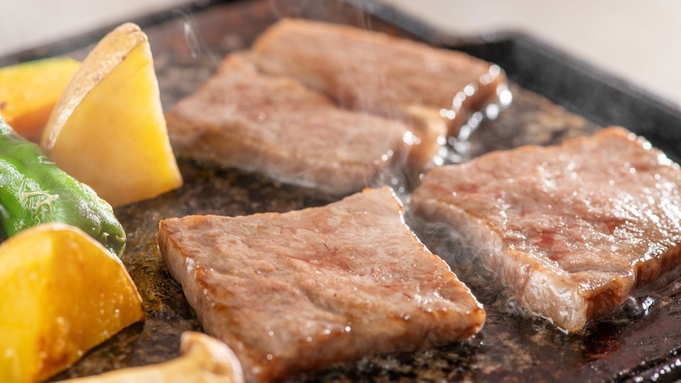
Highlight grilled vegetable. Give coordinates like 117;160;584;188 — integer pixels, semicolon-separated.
0;57;80;143
58;332;244;383
0;115;126;255
0;223;143;383
41;23;183;208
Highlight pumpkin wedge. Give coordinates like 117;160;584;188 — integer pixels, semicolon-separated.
0;57;80;143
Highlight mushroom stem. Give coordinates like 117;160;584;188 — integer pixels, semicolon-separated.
63;332;244;383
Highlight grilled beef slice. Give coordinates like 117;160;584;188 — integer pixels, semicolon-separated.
249;18;506;138
411;127;681;333
166;54;426;196
158;187;485;383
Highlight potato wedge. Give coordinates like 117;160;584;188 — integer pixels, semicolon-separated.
0;57;80;143
0;223;144;382
41;23;182;207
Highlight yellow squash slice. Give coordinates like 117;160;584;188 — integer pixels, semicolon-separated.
0;223;144;382
41;23;182;207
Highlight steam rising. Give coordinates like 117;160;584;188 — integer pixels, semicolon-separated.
174;9;220;68
406;215;526;319
406;206;681;334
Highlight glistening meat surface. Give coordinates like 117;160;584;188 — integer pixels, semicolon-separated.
165;55;416;195
411;127;681;333
158;187;485;383
249;19;505;137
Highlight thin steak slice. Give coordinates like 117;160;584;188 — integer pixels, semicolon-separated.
165;54;419;195
411;127;681;333
158;187;485;383
248;19;506;137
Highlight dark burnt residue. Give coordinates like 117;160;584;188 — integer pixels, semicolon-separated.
49;1;681;382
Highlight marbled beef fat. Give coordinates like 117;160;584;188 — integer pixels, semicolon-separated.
412;127;681;332
158;187;484;382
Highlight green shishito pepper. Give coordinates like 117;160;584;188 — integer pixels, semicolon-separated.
0;115;126;256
